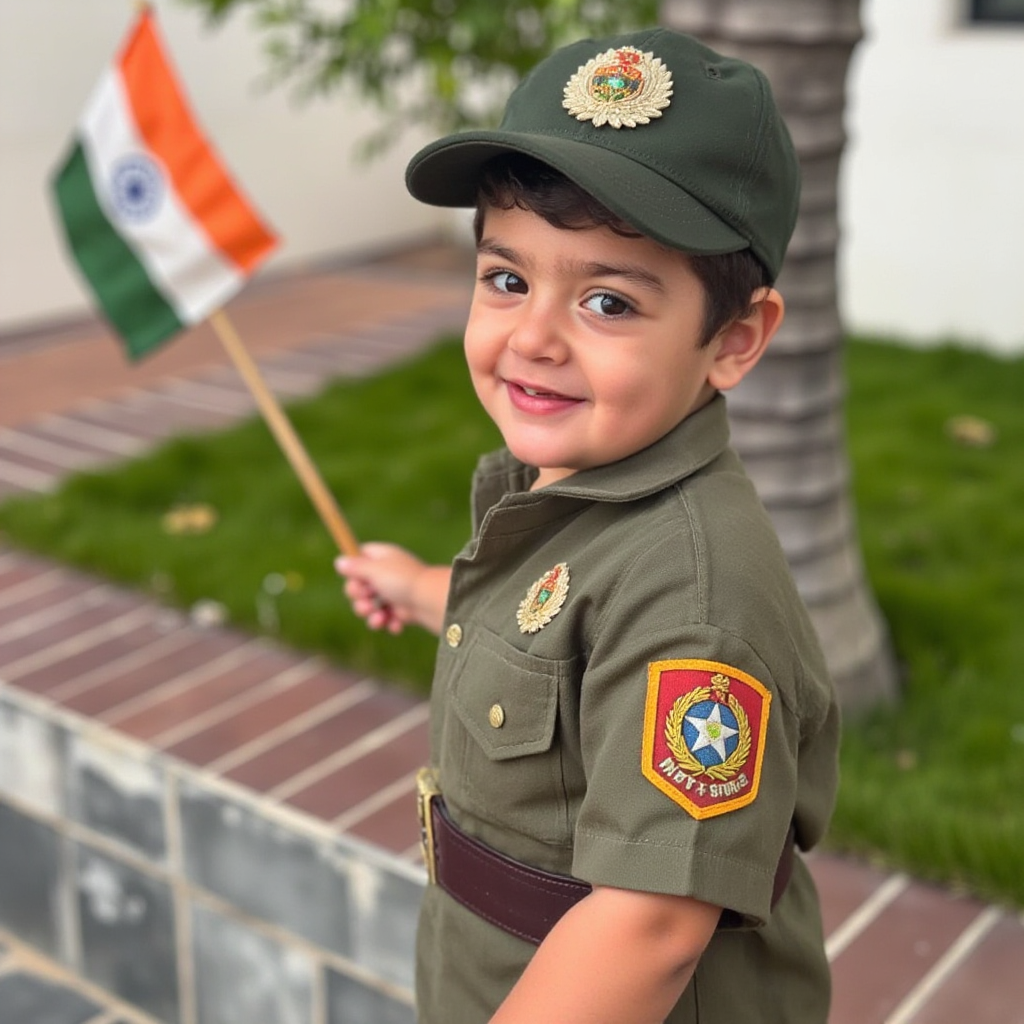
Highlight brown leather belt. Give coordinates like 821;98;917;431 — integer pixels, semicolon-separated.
416;769;796;946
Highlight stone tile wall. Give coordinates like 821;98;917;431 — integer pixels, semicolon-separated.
0;684;422;1024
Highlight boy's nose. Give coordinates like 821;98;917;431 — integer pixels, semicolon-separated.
507;304;568;361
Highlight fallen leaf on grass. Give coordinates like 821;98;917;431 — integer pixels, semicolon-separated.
161;503;218;535
945;415;997;448
894;749;918;771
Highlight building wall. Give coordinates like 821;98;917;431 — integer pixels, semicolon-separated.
0;0;445;334
841;0;1024;351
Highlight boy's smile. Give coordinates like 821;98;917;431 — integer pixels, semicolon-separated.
465;205;729;489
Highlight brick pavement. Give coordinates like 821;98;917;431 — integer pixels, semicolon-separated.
0;245;1021;1024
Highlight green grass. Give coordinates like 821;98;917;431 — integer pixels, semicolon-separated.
828;339;1024;905
1;335;1022;906
0;339;499;689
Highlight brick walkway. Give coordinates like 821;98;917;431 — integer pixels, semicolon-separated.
0;246;1021;1024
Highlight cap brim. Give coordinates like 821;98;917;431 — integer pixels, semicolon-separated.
405;130;749;257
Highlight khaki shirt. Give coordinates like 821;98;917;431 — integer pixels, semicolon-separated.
417;396;840;1023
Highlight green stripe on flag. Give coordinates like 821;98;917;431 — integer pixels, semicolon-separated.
51;142;183;360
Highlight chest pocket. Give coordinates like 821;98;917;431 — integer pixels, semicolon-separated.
442;626;572;845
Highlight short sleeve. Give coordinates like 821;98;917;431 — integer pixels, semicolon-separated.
571;535;813;927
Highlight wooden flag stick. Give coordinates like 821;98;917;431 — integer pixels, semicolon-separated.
208;308;361;557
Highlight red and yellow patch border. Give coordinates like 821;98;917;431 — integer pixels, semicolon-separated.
642;659;772;819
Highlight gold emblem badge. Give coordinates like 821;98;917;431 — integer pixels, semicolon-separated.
517;563;570;634
563;46;673;128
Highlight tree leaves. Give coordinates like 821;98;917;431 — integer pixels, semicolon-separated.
182;0;658;151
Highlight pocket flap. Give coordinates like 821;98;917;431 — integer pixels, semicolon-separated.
450;628;561;761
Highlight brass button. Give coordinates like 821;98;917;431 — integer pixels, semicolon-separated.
488;703;506;729
445;623;463;648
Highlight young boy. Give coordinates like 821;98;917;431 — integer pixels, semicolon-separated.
337;27;840;1024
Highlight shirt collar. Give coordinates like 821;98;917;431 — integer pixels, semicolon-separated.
471;394;732;523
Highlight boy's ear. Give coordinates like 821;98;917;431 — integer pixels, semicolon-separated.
707;288;785;392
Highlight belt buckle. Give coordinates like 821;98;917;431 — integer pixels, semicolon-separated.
416;767;440;884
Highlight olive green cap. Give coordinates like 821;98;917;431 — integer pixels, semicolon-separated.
405;28;800;279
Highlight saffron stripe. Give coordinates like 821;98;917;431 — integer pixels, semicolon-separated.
119;11;277;273
79;69;245;325
52;142;183;358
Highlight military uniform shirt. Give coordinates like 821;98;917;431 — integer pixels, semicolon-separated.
416;395;840;1023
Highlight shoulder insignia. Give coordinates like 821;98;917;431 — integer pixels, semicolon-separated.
563;46;673;129
517;563;570;634
642;660;771;819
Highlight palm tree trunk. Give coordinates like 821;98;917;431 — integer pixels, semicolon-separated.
660;0;899;711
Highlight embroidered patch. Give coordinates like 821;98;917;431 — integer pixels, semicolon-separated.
642;660;771;819
517;563;569;634
563;46;673;128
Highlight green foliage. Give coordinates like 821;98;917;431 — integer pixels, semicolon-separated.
182;0;658;152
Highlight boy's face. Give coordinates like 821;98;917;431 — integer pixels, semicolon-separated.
466;204;725;489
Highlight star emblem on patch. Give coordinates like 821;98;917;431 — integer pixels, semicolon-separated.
642;661;771;819
684;699;741;766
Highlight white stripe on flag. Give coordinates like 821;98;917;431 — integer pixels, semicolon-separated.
79;69;244;325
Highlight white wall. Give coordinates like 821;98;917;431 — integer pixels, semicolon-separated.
2;0;1022;351
0;0;446;334
840;0;1024;352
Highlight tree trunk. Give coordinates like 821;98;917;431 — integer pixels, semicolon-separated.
659;0;899;712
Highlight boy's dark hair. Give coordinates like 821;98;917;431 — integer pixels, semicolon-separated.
473;154;772;348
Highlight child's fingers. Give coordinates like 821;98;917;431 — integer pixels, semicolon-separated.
334;544;418;635
343;577;374;602
334;555;358;578
335;542;400;573
366;603;405;634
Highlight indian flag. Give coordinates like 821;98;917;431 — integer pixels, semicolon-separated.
51;7;278;359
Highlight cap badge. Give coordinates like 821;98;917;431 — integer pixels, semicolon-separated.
563;46;673;129
517;562;570;634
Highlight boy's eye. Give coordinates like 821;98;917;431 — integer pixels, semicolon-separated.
485;270;528;295
583;292;633;317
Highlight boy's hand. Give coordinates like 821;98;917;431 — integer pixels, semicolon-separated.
335;542;450;636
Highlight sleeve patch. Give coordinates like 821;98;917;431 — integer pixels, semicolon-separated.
641;659;771;819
